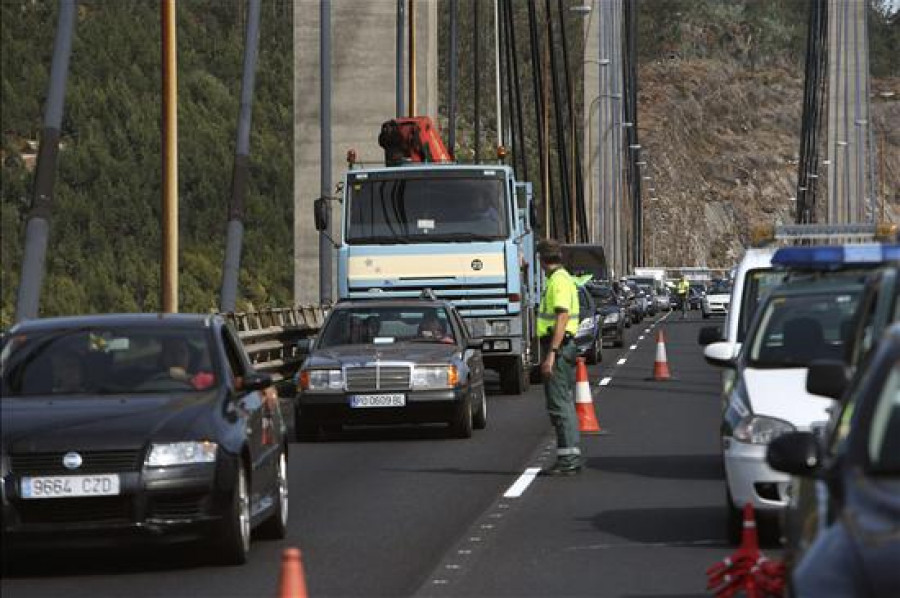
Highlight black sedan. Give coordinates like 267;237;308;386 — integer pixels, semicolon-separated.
295;298;486;439
0;313;288;566
574;286;603;365
586;282;626;348
767;323;900;596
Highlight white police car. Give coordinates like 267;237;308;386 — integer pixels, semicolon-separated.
704;244;899;543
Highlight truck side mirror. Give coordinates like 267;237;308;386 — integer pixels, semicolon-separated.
314;197;329;232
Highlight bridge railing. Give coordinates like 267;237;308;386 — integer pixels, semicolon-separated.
221;306;327;386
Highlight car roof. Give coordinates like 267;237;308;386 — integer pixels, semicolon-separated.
8;313;219;334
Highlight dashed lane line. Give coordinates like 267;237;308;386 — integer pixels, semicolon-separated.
616;358;627;365
502;467;542;498
629;344;638;350
599;377;612;386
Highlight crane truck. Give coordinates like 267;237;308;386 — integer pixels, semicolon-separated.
315;117;541;394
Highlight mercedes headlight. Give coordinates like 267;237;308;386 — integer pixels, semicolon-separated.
604;312;619;323
146;441;217;467
300;369;344;391
412;366;459;389
733;416;795;445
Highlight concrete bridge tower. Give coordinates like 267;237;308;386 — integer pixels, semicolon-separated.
293;1;439;305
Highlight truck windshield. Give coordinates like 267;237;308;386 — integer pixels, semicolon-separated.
346;176;507;243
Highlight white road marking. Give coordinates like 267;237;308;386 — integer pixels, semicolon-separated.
629;344;638;350
599;377;612;386
644;328;651;333
638;335;645;340
617;358;627;365
503;467;542;498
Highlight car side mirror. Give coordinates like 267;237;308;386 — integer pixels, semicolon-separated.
239;371;273;393
806;360;849;400
313;197;329;232
698;326;722;346
766;431;822;477
467;337;484;350
296;338;315;354
704;341;737;368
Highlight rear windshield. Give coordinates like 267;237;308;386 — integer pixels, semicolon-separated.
748;292;861;368
1;327;216;396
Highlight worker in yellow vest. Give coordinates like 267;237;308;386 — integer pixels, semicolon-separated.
536;239;582;476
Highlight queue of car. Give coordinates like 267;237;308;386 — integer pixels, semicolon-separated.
701;242;900;592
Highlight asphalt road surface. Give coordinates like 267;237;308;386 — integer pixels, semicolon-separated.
3;308;762;597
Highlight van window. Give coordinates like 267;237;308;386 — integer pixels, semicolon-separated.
738;269;784;342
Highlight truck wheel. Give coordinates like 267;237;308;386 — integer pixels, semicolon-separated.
472;387;487;430
500;356;528;395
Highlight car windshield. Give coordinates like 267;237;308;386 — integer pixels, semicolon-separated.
709;281;732;294
1;327;216;396
346;174;507;243
747;292;861;368
866;360;900;474
318;306;456;347
578;288;593;319
588;285;616;305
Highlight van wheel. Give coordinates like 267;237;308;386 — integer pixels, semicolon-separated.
726;489;742;545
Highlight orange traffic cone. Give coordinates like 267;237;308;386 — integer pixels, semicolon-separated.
574;357;605;434
739;503;759;555
652;329;672;381
278;548;309;598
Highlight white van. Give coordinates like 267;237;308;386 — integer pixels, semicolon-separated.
699;247;781;356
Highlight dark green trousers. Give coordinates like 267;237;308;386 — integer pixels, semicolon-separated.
543;341;581;467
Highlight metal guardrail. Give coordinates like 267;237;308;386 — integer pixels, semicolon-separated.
221;306;327;383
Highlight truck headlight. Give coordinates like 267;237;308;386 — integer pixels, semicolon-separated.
733;416;795;445
146;441;217;467
488;320;511;336
412;366;459;389
300;369;343;391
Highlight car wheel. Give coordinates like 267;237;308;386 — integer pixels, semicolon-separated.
726;489;742;545
473;387;487;430
500;356;528;395
216;460;251;565
449;394;474;438
585;339;599;365
257;450;288;540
